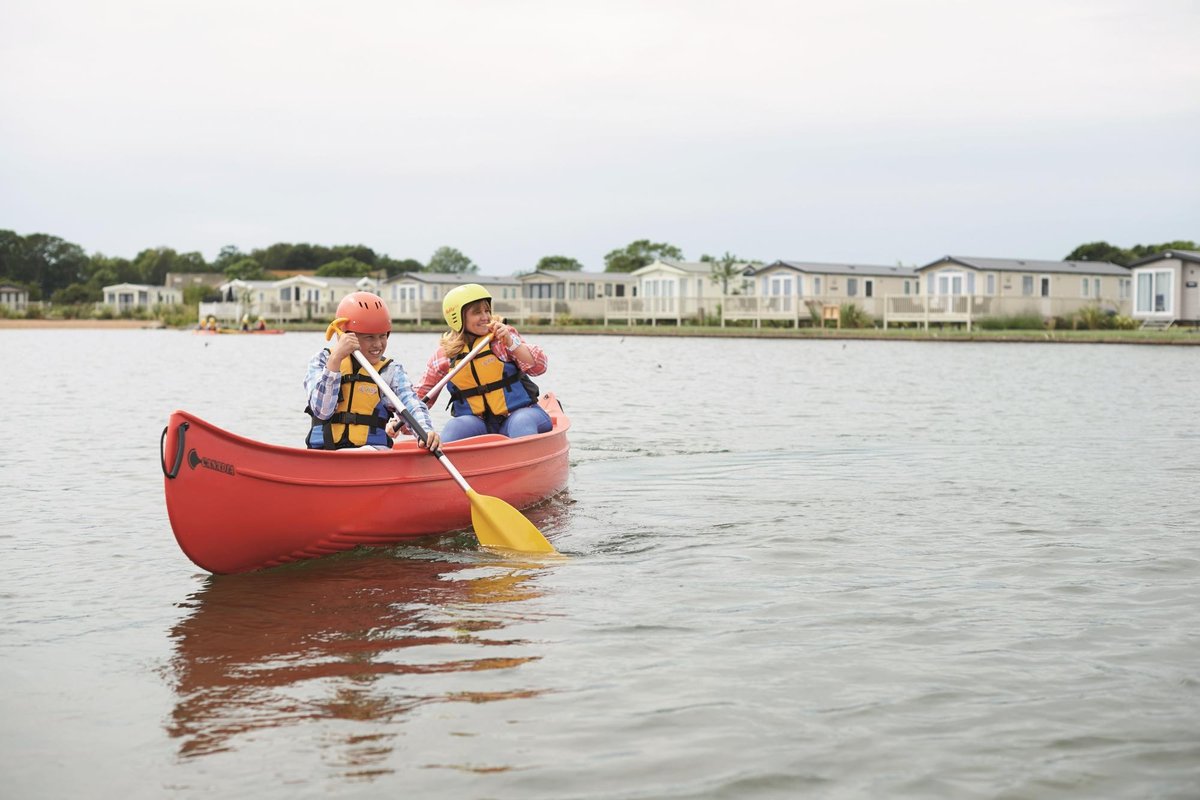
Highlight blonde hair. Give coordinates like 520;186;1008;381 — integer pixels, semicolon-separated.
440;331;465;359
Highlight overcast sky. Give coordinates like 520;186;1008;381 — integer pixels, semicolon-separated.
2;0;1197;272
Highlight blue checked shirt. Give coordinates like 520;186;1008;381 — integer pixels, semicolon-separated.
304;349;435;436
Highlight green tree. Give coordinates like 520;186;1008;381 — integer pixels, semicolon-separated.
705;251;749;295
35;234;90;296
316;257;374;277
212;245;246;272
224;258;267;280
1065;240;1198;267
132;247;207;285
0;230;25;283
1065;241;1130;265
0;232;91;297
251;242;321;272
328;245;378;266
379;256;424;277
51;283;101;304
535;255;584;271
183;284;220;305
603;239;683;273
85;254;138;287
1129;240;1198;260
86;267;118;292
427;246;478;274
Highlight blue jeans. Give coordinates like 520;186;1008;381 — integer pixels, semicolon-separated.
441;405;553;443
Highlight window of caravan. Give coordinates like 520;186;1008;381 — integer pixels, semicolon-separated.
1136;271;1173;313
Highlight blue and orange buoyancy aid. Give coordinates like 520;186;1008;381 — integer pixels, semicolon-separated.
306;354;394;449
446;342;538;420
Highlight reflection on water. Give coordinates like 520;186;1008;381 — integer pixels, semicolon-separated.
166;548;552;773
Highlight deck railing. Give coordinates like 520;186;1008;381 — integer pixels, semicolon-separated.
882;295;1132;330
198;293;1134;328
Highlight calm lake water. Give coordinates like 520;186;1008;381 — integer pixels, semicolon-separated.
2;329;1199;799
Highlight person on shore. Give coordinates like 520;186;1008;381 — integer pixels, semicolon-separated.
304;292;440;452
414;283;551;443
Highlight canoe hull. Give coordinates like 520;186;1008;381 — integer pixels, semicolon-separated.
162;394;570;574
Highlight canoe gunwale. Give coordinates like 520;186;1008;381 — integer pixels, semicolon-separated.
236;447;560;488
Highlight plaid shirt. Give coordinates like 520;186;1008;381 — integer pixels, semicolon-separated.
415;331;548;405
304;349;435;432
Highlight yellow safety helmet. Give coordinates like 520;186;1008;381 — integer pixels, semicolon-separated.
442;283;491;332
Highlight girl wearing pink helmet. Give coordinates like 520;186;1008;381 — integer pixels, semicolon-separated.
303;292;440;451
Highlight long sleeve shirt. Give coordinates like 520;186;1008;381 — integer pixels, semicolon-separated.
304;349;435;433
415;330;548;405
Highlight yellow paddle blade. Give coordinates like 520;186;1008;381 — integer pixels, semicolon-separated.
466;489;558;554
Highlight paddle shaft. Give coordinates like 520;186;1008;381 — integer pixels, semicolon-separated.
348;350;473;495
421;332;492;406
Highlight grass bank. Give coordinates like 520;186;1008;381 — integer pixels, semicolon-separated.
297;321;1200;346
5;317;1198;344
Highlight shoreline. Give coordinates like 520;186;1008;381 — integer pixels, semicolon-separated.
0;319;166;329
2;317;1197;344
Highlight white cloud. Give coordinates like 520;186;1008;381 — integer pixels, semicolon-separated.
1;0;1197;269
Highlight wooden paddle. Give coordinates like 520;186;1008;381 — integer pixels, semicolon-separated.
326;320;556;554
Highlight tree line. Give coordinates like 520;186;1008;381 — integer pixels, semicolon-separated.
0;227;1193;306
0;231;699;305
1062;241;1196;266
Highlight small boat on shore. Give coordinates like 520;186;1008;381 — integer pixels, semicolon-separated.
161;394;570;574
192;327;285;335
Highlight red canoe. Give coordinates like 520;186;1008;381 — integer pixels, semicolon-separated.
161;394;570;574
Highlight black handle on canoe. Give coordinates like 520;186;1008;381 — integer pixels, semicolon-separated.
161;421;189;479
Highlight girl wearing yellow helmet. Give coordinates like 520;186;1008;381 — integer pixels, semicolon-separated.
415;283;551;443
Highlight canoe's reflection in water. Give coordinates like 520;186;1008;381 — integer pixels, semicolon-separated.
165;547;552;764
